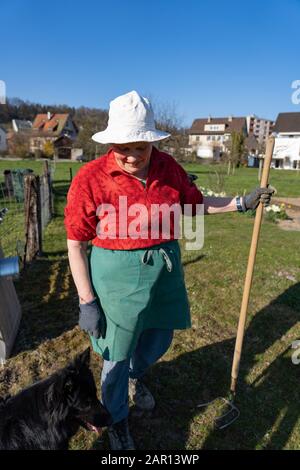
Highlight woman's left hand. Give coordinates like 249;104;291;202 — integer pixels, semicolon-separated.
79;298;106;339
243;185;275;211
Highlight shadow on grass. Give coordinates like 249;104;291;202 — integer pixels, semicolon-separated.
182;254;206;267
53;179;73;185
183;166;219;175
52;183;70;197
130;282;300;450
12;255;79;357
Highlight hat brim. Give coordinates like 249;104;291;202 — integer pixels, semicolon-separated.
91;128;171;144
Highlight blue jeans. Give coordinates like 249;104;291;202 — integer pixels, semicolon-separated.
101;328;174;424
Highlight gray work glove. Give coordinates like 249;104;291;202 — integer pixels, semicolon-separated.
243;185;275;211
79;298;106;339
187;173;198;184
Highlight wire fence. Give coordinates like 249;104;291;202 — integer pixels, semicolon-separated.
0;160;55;264
40;163;55;232
0;179;26;259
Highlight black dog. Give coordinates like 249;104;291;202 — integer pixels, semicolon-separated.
0;348;111;449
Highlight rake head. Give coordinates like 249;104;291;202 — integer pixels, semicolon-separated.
197;396;240;430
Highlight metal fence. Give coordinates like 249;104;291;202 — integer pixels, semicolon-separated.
0;160;55;265
0;177;26;259
0;245;22;362
39;161;54;232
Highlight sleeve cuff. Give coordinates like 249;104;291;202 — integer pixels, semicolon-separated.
65;226;94;241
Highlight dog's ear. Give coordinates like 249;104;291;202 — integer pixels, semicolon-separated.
46;372;75;405
0;394;11;408
67;348;90;374
75;347;91;368
46;381;61;409
63;375;75;395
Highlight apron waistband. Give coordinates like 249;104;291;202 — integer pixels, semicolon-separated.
141;248;173;272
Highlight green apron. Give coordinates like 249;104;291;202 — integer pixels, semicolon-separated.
88;240;191;361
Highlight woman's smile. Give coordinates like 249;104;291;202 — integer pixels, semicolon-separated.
112;142;152;177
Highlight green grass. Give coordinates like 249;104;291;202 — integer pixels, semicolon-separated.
0;159;299;450
183;162;300;197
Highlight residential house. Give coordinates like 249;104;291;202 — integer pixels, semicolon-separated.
189;116;247;161
30;112;79;159
12;119;32;133
272;112;300;170
246;115;274;145
5;119;33;155
0;127;7;152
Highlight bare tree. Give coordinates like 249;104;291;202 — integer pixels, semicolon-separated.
224;131;245;175
8;132;31;158
74;107;109;160
145;94;189;161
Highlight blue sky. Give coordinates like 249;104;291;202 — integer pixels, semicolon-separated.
1;0;300;126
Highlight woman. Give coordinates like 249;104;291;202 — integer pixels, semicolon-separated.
64;90;273;450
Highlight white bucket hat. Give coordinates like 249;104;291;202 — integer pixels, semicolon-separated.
92;90;171;144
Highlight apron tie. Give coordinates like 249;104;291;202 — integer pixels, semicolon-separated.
142;249;153;265
141;247;173;272
159;248;173;272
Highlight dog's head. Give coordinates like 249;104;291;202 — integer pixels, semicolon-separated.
46;348;112;433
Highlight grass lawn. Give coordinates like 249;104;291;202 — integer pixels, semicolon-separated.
0;159;299;450
183;162;300;197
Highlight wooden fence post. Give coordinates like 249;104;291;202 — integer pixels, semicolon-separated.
3;170;14;197
36;175;42;256
43;159;49;176
23;174;41;264
44;159;54;216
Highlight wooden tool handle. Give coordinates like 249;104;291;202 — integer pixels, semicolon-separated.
230;136;275;394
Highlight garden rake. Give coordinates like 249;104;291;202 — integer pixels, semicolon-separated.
197;136;276;430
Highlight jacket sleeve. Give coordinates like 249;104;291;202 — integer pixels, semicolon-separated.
174;164;203;215
64;174;98;241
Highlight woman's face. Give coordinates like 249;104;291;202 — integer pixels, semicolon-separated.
112;142;152;176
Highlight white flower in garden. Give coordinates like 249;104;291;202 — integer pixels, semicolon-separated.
271;204;281;213
200;187;226;197
265;206;272;212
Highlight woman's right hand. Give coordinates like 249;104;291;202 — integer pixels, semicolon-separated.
66;240;106;339
78;298;106;339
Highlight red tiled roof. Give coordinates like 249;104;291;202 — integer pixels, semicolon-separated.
32;113;69;135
